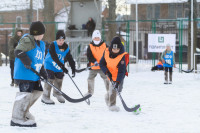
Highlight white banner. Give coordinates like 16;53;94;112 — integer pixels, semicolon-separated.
148;34;176;53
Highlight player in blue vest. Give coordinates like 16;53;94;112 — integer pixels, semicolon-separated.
161;44;176;84
42;30;76;104
11;21;47;127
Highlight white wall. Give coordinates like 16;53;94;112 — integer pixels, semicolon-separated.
71;1;101;30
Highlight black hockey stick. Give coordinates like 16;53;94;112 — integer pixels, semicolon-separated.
165;63;194;73
111;81;140;112
31;68;92;103
67;73;90;105
75;65;95;73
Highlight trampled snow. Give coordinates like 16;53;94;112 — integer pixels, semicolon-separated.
0;64;200;133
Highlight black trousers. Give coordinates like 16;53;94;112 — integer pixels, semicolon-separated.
19;81;43;93
165;67;173;72
46;69;64;79
10;60;14;82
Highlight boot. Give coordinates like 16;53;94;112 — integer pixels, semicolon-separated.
169;72;173;84
10;80;14;87
164;72;168;84
108;83;120;112
53;78;65;103
41;79;55;104
105;93;109;106
87;78;95;95
26;90;42;120
10;92;36;127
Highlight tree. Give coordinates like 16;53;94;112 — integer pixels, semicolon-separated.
43;0;55;42
187;0;197;69
107;0;117;44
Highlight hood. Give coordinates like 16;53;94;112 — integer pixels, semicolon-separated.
14;28;23;41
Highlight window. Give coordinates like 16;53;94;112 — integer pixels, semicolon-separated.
177;4;183;18
147;5;160;19
184;10;189;18
154;5;160;19
169;4;176;19
16;16;22;28
147;5;153;19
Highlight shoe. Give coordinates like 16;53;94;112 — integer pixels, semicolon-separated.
109;105;120;112
164;80;168;84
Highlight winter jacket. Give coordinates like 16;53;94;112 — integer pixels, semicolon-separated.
48;42;76;73
100;46;127;83
8;28;23;60
161;49;175;66
14;34;46;82
87;41;107;70
86;19;96;32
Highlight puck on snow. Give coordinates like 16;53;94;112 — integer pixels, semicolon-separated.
133;105;141;115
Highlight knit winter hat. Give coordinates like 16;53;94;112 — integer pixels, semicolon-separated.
30;21;45;36
92;30;101;40
110;36;122;49
166;44;171;47
56;30;66;40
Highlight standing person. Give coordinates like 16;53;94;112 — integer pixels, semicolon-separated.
161;44;176;84
42;30;76;104
100;37;128;112
86;30;109;97
86;17;96;37
8;28;23;86
11;21;47;127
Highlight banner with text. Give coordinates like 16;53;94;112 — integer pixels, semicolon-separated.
148;34;176;53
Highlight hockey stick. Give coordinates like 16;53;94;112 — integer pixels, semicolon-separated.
165;63;194;73
75;65;95;73
111;80;140;112
31;68;92;103
67;73;91;105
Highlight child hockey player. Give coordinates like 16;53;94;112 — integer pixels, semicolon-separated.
151;59;164;71
161;44;176;84
11;21;46;127
86;30;109;97
42;30;76;104
100;36;128;112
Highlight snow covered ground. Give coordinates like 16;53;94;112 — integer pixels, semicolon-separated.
0;64;200;133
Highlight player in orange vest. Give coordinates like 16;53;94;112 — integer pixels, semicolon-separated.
151;59;164;71
86;30;109;99
100;37;128;112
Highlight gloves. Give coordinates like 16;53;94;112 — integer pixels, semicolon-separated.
40;67;48;80
62;67;68;74
106;71;112;80
24;64;31;69
94;61;99;66
72;69;75;78
113;81;119;91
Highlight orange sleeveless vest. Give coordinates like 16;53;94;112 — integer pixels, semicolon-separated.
104;48;128;81
89;43;106;70
157;61;163;66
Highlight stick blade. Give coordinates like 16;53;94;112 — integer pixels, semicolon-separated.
75;68;86;73
61;93;92;103
123;104;141;112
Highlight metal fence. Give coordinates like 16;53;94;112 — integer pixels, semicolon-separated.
102;19;200;72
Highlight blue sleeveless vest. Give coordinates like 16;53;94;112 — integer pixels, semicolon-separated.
44;41;69;72
14;34;45;81
163;51;173;68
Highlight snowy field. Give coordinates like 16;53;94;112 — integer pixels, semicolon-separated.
0;64;200;133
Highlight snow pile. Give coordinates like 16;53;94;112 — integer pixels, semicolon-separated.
0;64;200;133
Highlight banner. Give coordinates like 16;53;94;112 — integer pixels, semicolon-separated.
148;34;176;53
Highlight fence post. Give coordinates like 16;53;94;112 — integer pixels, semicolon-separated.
152;20;156;67
180;19;183;71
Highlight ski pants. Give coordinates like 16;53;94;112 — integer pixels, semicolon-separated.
87;69;109;95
